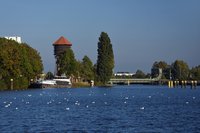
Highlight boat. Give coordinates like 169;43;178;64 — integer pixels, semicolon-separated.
53;76;72;88
30;76;71;88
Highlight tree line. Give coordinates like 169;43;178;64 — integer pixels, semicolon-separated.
0;38;43;90
116;61;200;80
0;32;114;90
151;60;200;80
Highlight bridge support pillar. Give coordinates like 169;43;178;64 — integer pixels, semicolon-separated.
168;80;174;88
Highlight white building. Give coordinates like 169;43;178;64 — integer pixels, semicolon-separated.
114;72;135;77
4;36;22;43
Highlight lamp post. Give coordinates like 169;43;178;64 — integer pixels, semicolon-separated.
19;75;22;88
10;78;13;90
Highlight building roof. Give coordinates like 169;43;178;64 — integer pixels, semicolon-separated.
53;36;72;46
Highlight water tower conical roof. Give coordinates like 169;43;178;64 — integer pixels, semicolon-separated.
53;36;72;46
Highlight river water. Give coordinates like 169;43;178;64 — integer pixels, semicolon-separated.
0;85;200;133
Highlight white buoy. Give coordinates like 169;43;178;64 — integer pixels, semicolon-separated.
66;107;70;110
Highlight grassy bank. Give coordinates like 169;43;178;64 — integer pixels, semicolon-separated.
72;82;91;88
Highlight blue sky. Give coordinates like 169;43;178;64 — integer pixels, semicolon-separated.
1;0;200;73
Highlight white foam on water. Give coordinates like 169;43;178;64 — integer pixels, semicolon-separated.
140;107;145;110
5;104;11;108
66;107;70;110
125;97;129;100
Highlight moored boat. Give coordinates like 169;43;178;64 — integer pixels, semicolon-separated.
30;76;71;88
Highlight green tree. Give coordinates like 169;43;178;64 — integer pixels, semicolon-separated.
151;61;169;79
0;38;43;90
171;60;189;80
74;60;82;78
46;72;54;79
80;55;94;81
190;65;200;80
96;32;114;84
134;69;146;78
57;48;76;76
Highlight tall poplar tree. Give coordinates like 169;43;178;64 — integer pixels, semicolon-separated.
96;32;114;84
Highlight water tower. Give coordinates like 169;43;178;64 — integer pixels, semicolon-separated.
53;36;72;75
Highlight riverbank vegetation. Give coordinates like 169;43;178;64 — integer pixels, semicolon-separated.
0;38;43;90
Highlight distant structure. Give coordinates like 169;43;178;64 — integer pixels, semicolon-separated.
114;72;135;77
53;36;72;76
4;36;22;43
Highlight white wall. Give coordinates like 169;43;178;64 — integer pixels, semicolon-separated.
4;36;22;43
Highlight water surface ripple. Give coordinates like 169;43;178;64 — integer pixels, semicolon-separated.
0;86;200;132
